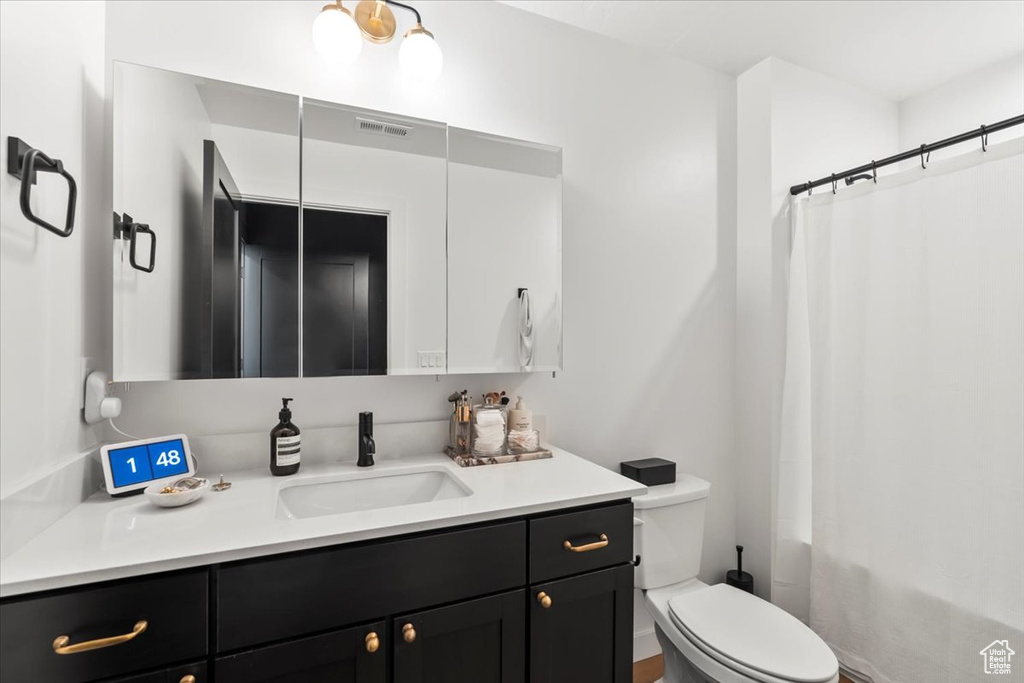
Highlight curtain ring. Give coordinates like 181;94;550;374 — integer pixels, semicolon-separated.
831;173;837;194
981;124;988;152
871;160;877;183
920;144;927;169
807;180;813;197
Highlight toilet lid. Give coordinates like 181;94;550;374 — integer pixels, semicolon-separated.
668;584;837;683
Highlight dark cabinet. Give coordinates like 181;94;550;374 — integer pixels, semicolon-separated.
215;621;386;683
217;521;525;650
529;565;634;683
393;591;525;683
102;661;207;682
2;501;633;683
0;571;207;683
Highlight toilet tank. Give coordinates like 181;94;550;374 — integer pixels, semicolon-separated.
633;475;711;590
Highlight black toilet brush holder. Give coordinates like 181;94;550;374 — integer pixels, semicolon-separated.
726;544;754;594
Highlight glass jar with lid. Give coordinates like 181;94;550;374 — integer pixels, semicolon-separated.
471;396;507;456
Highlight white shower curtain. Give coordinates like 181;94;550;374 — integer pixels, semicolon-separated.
780;138;1024;683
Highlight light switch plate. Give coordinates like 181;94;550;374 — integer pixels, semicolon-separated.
417;351;446;369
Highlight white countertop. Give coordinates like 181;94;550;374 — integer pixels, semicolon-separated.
0;448;645;597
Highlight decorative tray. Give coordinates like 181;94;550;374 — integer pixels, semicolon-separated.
445;447;553;468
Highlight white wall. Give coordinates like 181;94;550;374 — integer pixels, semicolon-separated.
0;1;108;555
899;54;1024;158
736;58;899;610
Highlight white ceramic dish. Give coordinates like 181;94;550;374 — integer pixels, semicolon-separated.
144;479;209;508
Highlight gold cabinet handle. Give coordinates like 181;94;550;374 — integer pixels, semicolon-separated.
563;533;609;553
536;591;552;609
52;620;148;655
402;623;417;643
180;676;196;683
365;631;380;653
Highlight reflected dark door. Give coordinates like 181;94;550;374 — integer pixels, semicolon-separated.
303;256;369;377
202;140;242;378
259;256;300;377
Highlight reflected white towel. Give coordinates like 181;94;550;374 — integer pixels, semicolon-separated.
519;289;534;370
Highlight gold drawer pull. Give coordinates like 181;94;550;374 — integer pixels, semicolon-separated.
563;533;609;553
180;676;196;683
402;623;417;643
365;631;380;653
536;591;552;609
52;620;148;655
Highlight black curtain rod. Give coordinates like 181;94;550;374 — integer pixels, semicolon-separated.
790;114;1024;196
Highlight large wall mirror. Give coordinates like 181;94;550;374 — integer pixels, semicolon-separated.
112;63;561;382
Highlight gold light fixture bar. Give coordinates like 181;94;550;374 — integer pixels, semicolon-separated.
355;1;397;44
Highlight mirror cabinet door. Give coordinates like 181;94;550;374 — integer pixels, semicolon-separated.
301;101;448;376
447;128;563;374
113;63;300;380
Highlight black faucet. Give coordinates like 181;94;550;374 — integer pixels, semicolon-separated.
358;412;375;467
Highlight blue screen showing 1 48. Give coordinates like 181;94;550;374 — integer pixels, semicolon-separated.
109;438;188;488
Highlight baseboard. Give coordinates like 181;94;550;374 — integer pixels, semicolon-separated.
634;625;661;662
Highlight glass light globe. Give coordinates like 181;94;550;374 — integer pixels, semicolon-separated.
312;4;362;65
399;26;443;83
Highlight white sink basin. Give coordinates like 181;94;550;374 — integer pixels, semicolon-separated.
276;467;472;519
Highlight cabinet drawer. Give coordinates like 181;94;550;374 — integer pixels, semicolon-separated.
0;571;208;683
529;502;633;583
216;621;386;683
217;521;526;651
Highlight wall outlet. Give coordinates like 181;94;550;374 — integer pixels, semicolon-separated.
417;351;446;369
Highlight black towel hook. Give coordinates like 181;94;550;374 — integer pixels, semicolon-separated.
6;137;77;237
981;124;988;152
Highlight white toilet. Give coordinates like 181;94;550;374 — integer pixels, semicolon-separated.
634;475;839;683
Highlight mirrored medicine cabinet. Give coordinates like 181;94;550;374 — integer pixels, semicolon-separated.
113;62;561;382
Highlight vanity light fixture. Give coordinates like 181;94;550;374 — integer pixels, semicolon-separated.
312;0;443;82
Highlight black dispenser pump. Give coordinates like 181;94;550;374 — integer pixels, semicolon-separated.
270;397;301;476
726;544;754;594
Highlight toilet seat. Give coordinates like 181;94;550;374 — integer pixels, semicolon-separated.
666;584;837;683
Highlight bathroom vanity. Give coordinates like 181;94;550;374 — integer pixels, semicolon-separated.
0;450;644;683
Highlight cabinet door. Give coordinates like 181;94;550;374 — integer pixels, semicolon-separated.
101;661;207;683
394;590;525;683
215;621;386;683
530;565;633;683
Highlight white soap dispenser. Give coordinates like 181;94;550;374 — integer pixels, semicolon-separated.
509;396;532;431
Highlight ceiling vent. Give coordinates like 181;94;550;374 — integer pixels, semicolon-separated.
356;117;413;139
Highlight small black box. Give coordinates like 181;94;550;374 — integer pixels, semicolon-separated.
620;458;676;486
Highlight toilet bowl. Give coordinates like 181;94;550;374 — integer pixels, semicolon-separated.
634;477;838;683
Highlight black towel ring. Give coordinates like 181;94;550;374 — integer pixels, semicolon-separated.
6;137;77;237
981;124;988;152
